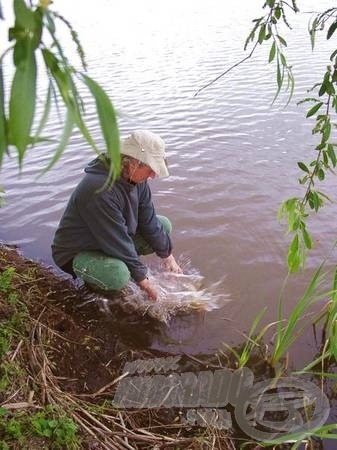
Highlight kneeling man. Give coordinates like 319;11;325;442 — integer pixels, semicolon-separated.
52;130;181;301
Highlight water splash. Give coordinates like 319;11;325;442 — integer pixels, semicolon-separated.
77;256;230;324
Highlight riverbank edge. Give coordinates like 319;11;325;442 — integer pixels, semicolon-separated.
1;244;247;449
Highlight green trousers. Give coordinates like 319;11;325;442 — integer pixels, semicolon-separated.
73;215;172;291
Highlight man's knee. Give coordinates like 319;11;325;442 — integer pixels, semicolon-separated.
134;215;172;256
73;251;130;291
157;215;172;234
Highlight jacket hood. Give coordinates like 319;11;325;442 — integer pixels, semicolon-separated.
84;155;110;175
83;155;137;192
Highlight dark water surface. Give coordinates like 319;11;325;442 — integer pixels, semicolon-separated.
1;0;337;374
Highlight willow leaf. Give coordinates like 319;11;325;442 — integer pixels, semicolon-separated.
309;18;318;50
14;0;35;29
327;21;337;39
287;234;301;272
330;48;337;61
327;143;337;167
0;63;6;167
271;58;284;104
42;48;98;154
306;101;323;118
8;41;37;167
298;161;309;173
277;35;287;46
42;49;70;103
268;41;276;63
302;227;313;250
258;24;266;44
81;73;120;178
277;58;282;88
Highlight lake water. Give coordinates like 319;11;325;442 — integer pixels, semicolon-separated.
1;0;337;371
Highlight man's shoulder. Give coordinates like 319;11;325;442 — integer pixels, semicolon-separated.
76;172;107;195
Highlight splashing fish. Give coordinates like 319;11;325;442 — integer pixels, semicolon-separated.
78;257;230;324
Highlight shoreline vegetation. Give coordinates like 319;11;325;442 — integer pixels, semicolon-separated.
0;244;334;450
0;244;239;449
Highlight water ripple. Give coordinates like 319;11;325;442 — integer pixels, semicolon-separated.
1;0;336;356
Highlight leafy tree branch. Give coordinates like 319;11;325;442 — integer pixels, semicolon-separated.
279;9;337;272
196;1;337;272
195;0;297;104
0;0;120;180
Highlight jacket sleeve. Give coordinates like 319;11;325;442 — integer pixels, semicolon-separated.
77;190;147;282
137;183;172;258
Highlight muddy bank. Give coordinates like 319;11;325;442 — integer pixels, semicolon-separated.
0;245;164;393
0;245;306;449
0;245;237;448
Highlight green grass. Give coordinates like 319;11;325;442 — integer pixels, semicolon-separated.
271;261;329;367
222;306;277;368
0;267;29;392
0;408;80;449
0;266;80;449
221;261;331;372
0;267;15;293
31;408;79;449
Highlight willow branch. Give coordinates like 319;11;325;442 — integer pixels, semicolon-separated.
301;95;331;207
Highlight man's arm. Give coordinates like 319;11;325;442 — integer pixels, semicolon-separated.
138;184;182;273
138;183;172;257
78;191;160;299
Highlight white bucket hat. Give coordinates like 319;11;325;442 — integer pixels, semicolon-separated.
120;130;169;178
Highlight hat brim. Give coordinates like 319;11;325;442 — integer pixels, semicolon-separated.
121;148;169;178
121;134;169;178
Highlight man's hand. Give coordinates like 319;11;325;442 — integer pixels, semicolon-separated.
138;277;159;301
162;254;183;273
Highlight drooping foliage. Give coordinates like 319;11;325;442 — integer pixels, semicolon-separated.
0;0;120;180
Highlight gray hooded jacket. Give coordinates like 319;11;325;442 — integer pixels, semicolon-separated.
51;156;172;282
